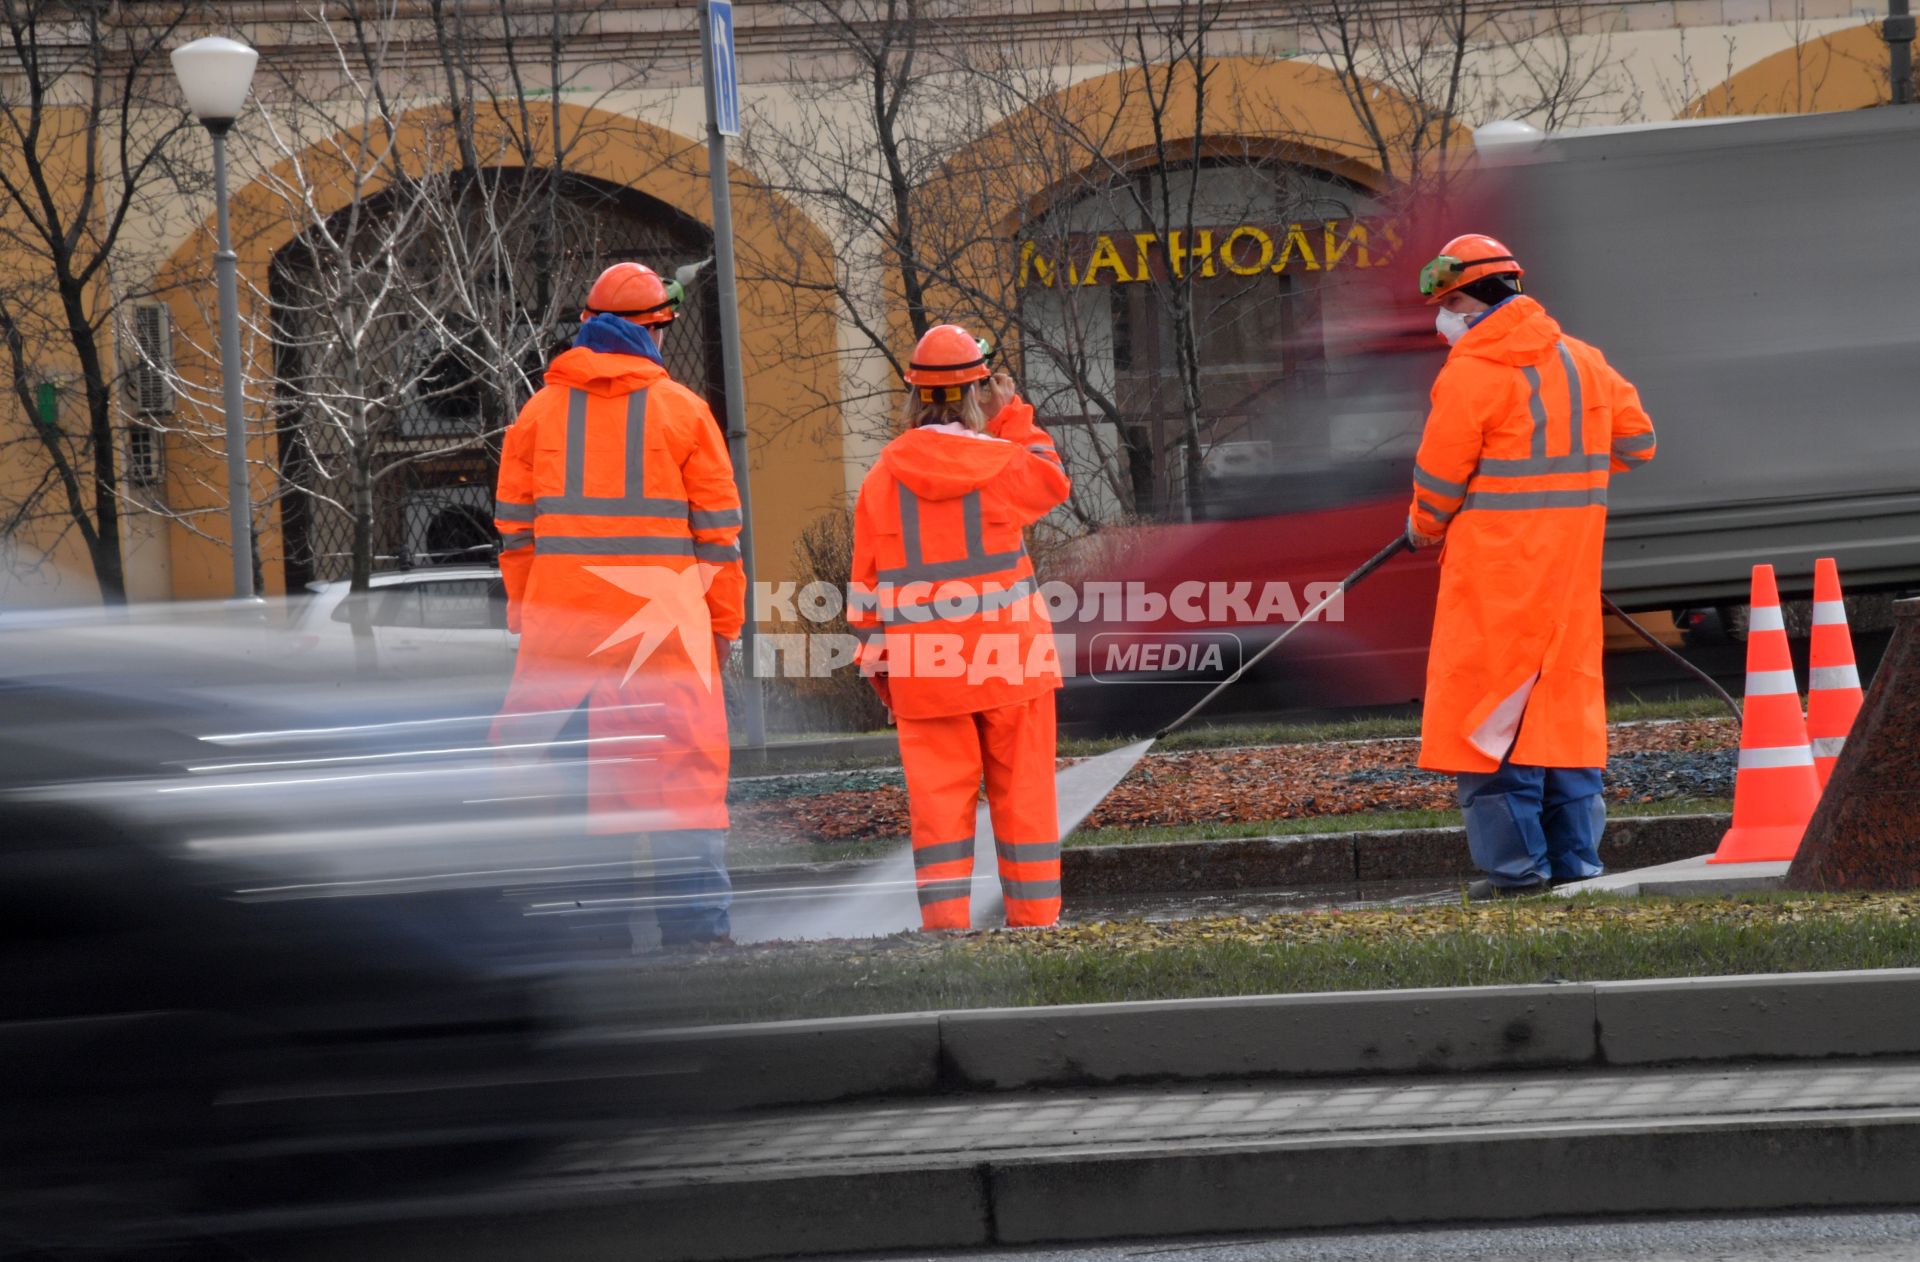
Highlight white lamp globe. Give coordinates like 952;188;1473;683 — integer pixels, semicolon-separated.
1474;119;1545;148
170;36;258;125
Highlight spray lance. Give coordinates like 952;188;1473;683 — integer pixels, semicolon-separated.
1053;529;1740;841
1151;540;1740;741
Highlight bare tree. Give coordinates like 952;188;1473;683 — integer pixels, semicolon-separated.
1314;0;1627;198
737;0;1381;526
0;0;198;602
166;0;669;596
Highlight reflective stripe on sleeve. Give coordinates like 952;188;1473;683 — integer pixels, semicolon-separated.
1415;497;1456;525
690;508;743;530
693;541;743;564
1414;465;1468;498
1612;430;1656;468
501;533;534;552
495;500;535;523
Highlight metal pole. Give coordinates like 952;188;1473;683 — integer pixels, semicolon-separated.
210;123;254;599
701;1;765;747
1890;0;1915;106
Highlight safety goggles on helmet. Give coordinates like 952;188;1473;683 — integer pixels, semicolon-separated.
1418;252;1520;299
587;277;686;324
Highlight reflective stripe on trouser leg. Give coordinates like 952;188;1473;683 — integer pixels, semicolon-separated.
1456;761;1551;886
898;710;986;930
1540;766;1606;881
978;693;1061;927
650;828;732;944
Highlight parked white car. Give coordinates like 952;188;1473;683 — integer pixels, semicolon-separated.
293;566;518;674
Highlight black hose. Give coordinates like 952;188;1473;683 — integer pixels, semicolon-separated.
1601;594;1743;723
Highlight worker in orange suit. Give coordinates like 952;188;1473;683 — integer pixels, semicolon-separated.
493;262;744;946
1407;234;1657;899
848;324;1072;930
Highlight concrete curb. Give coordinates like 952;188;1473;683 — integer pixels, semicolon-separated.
606;968;1920;1112
730;810;1733;896
228;1112;1920;1261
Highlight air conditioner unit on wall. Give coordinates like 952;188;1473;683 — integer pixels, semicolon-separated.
128;304;174;416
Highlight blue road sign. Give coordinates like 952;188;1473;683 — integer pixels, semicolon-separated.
706;1;741;138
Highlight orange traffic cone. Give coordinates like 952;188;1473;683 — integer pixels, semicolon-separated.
1806;557;1863;789
1709;564;1822;864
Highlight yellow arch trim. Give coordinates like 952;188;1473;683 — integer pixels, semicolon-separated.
1686;23;1898;116
155;102;839;599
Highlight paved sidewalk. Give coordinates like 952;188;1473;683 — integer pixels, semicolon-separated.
552;1057;1920;1183
199;1056;1920;1261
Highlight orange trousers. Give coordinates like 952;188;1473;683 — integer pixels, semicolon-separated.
897;693;1061;929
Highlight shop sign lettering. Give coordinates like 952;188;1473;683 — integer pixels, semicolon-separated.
1016;220;1395;288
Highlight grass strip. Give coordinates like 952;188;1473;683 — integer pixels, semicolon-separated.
620;893;1920;1027
733;797;1733;867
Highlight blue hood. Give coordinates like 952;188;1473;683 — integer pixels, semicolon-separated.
573;313;665;366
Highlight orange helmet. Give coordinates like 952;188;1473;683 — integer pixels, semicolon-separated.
903;324;992;399
1418;233;1525;304
583;262;679;326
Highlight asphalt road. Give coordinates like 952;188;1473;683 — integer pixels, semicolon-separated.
831;1211;1920;1261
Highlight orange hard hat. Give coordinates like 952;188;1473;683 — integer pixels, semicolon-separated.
903;324;992;389
1418;233;1525;303
583;262;677;325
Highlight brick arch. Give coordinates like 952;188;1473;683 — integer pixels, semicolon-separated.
155;102;839;598
1687;23;1899;116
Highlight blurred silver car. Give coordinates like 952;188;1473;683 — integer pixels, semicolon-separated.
291;565;518;674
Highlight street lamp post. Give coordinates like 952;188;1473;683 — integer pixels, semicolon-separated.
1891;0;1915;106
170;36;260;600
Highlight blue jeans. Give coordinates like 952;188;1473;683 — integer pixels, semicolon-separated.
651;828;732;944
1456;761;1606;887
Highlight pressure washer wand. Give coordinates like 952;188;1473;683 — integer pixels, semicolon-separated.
1152;532;1415;741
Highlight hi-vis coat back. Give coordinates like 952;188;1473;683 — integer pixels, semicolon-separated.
491;346;743;831
850;401;1071;720
1409;296;1656;773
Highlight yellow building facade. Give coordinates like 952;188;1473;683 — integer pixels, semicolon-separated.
0;0;1908;607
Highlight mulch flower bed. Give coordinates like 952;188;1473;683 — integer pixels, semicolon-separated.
727;719;1737;848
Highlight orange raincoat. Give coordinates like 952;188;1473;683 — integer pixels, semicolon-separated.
1409;296;1656;774
492;345;744;831
849;400;1071;927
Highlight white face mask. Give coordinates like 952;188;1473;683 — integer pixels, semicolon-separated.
1435;308;1472;345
